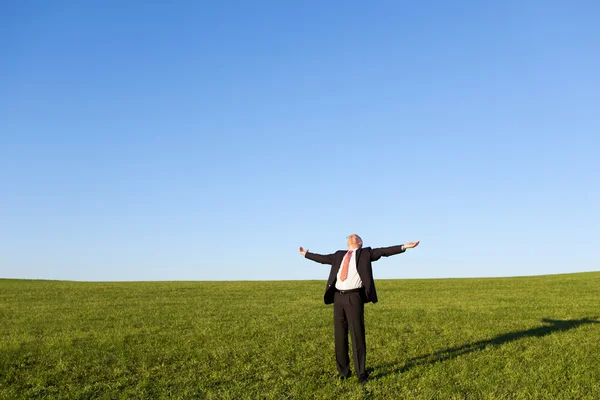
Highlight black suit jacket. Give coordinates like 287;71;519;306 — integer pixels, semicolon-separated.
305;245;405;305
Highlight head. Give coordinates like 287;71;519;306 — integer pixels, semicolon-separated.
346;234;363;250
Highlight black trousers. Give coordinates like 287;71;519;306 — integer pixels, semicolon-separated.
333;291;366;378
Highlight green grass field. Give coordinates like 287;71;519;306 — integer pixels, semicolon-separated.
1;272;600;399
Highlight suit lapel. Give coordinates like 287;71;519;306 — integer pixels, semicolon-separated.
335;251;344;273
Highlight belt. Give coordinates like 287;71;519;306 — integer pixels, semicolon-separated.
337;288;362;295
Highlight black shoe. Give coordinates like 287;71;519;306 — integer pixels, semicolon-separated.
358;373;368;384
337;374;350;380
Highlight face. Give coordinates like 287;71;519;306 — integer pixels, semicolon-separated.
346;234;363;249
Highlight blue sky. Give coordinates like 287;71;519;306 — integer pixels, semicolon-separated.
2;1;599;281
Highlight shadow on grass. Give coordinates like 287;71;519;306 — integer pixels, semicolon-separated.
372;317;599;379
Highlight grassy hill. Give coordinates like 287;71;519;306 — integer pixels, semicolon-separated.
1;272;600;399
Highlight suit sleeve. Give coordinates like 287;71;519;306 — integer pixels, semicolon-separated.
370;245;405;262
305;251;335;265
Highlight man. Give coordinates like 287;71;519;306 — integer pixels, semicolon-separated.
299;234;420;384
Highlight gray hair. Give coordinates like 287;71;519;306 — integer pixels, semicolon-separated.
347;234;363;248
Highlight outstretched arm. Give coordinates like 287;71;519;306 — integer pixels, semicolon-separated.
299;246;335;265
371;241;420;261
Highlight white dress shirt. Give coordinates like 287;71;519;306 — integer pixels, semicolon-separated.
335;247;363;290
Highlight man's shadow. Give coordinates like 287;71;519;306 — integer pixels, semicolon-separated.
372;317;599;379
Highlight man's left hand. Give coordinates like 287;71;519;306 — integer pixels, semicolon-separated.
404;241;420;249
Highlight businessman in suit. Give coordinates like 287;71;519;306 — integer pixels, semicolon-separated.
299;234;420;384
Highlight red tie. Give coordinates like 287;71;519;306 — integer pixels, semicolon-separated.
340;250;354;282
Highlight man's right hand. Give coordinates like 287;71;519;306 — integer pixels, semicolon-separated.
299;246;307;256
